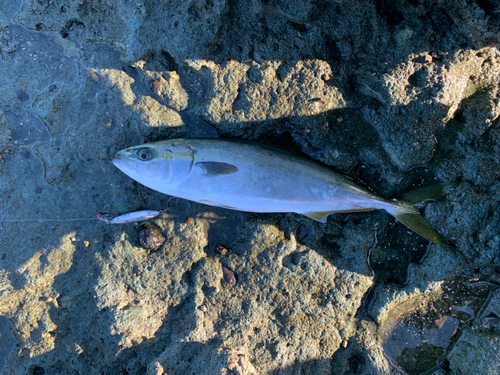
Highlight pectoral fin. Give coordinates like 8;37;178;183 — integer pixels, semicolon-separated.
196;162;239;176
303;211;334;223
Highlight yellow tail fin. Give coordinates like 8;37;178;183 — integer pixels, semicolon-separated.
392;182;459;246
394;211;448;245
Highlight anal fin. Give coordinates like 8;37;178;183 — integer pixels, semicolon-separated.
303;208;375;223
303;211;334;223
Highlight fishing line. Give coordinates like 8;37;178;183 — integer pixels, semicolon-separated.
0;198;175;224
0;218;98;222
0;209;169;225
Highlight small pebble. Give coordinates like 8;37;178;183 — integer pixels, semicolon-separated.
138;224;165;251
425;54;433;64
214;244;228;257
431;51;441;60
4;149;11;154
83;241;90;247
342;340;348;348
337;116;344;123
149;79;162;97
222;265;238;285
152;362;165;375
199;305;207;312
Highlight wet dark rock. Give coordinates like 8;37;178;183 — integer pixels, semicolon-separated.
295;222;315;243
440;359;451;373
138;224;165;251
17;90;29;101
27;365;45;375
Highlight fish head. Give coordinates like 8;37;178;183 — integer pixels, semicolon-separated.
112;141;194;194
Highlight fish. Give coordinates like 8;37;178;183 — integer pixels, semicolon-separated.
113;138;457;245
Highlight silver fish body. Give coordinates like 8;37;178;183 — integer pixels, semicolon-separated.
113;138;452;244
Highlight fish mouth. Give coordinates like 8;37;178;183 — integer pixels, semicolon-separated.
112;152;123;167
112;148;143;179
112;150;131;170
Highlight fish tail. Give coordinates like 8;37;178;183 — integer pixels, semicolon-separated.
389;182;459;245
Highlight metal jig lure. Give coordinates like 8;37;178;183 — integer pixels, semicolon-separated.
97;208;168;224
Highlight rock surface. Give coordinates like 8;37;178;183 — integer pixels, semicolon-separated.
1;0;499;374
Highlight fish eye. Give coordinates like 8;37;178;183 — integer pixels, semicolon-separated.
137;149;152;161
